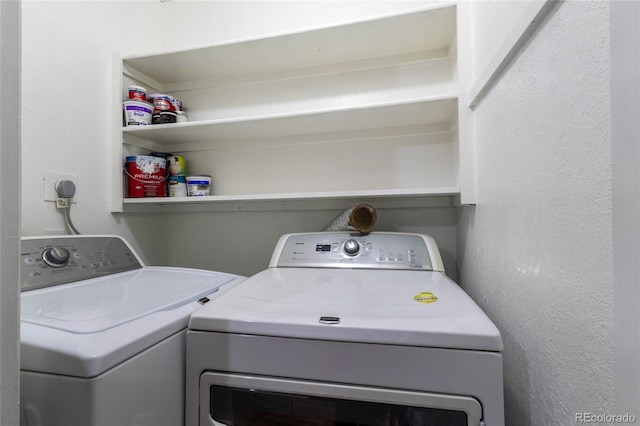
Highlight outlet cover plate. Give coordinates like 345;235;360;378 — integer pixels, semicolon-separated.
44;171;78;202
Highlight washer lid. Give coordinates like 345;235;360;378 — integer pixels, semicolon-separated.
20;266;244;378
21;266;239;334
189;268;503;352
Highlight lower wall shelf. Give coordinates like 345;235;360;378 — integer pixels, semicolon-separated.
118;187;460;212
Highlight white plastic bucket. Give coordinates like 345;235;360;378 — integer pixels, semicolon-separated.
186;175;212;196
128;85;147;101
123;100;153;126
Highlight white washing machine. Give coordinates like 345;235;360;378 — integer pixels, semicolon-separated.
20;235;245;426
186;232;504;426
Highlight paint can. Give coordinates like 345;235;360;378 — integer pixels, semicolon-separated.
128;85;147;102
167;155;187;176
159;110;177;124
147;93;178;111
151;110;177;125
149;152;174;194
186;175;212;196
168;176;188;197
123;100;153;126
125;156;167;197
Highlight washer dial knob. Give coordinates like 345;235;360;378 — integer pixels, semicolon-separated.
42;247;71;268
343;239;360;256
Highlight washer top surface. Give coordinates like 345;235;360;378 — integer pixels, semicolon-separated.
20;235;245;378
22;266;243;378
189;232;503;352
21;267;238;334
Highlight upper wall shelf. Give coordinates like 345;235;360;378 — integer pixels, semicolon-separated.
123;3;456;92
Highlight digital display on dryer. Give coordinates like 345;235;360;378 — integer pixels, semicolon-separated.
315;244;331;252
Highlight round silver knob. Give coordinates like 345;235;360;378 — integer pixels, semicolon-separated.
343;239;360;256
42;247;71;268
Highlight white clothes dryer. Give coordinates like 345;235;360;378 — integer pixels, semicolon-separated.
186;232;504;426
20;235;245;426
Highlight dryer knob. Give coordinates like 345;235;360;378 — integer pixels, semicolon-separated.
343;239;360;256
42;247;71;268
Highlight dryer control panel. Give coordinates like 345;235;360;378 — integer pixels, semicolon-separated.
20;235;143;291
270;232;444;272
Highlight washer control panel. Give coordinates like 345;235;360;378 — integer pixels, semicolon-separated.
272;232;444;271
20;235;143;291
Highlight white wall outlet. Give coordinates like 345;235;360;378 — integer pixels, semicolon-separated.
44;171;78;202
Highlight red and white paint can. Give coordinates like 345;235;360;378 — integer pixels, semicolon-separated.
128;85;147;101
147;93;178;111
125;156;167;197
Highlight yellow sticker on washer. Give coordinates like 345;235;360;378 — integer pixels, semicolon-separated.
413;292;438;303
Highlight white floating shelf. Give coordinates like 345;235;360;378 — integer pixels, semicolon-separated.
123;187;460;207
122;97;457;149
123;3;456;91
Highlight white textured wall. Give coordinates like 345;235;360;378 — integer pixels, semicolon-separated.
159;0;436;52
21;0;166;261
458;1;618;424
157;203;457;278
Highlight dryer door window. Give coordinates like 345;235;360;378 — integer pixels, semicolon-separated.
200;372;483;426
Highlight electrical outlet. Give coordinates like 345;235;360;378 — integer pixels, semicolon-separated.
44;171;78;202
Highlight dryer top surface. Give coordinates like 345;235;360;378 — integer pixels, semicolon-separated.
189;267;503;352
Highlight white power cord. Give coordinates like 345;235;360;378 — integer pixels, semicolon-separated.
55;180;81;235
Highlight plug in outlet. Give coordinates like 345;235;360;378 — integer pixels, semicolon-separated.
44;171;78;202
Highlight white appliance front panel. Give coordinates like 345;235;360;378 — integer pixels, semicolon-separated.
21;330;186;426
185;331;505;426
200;372;483;426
